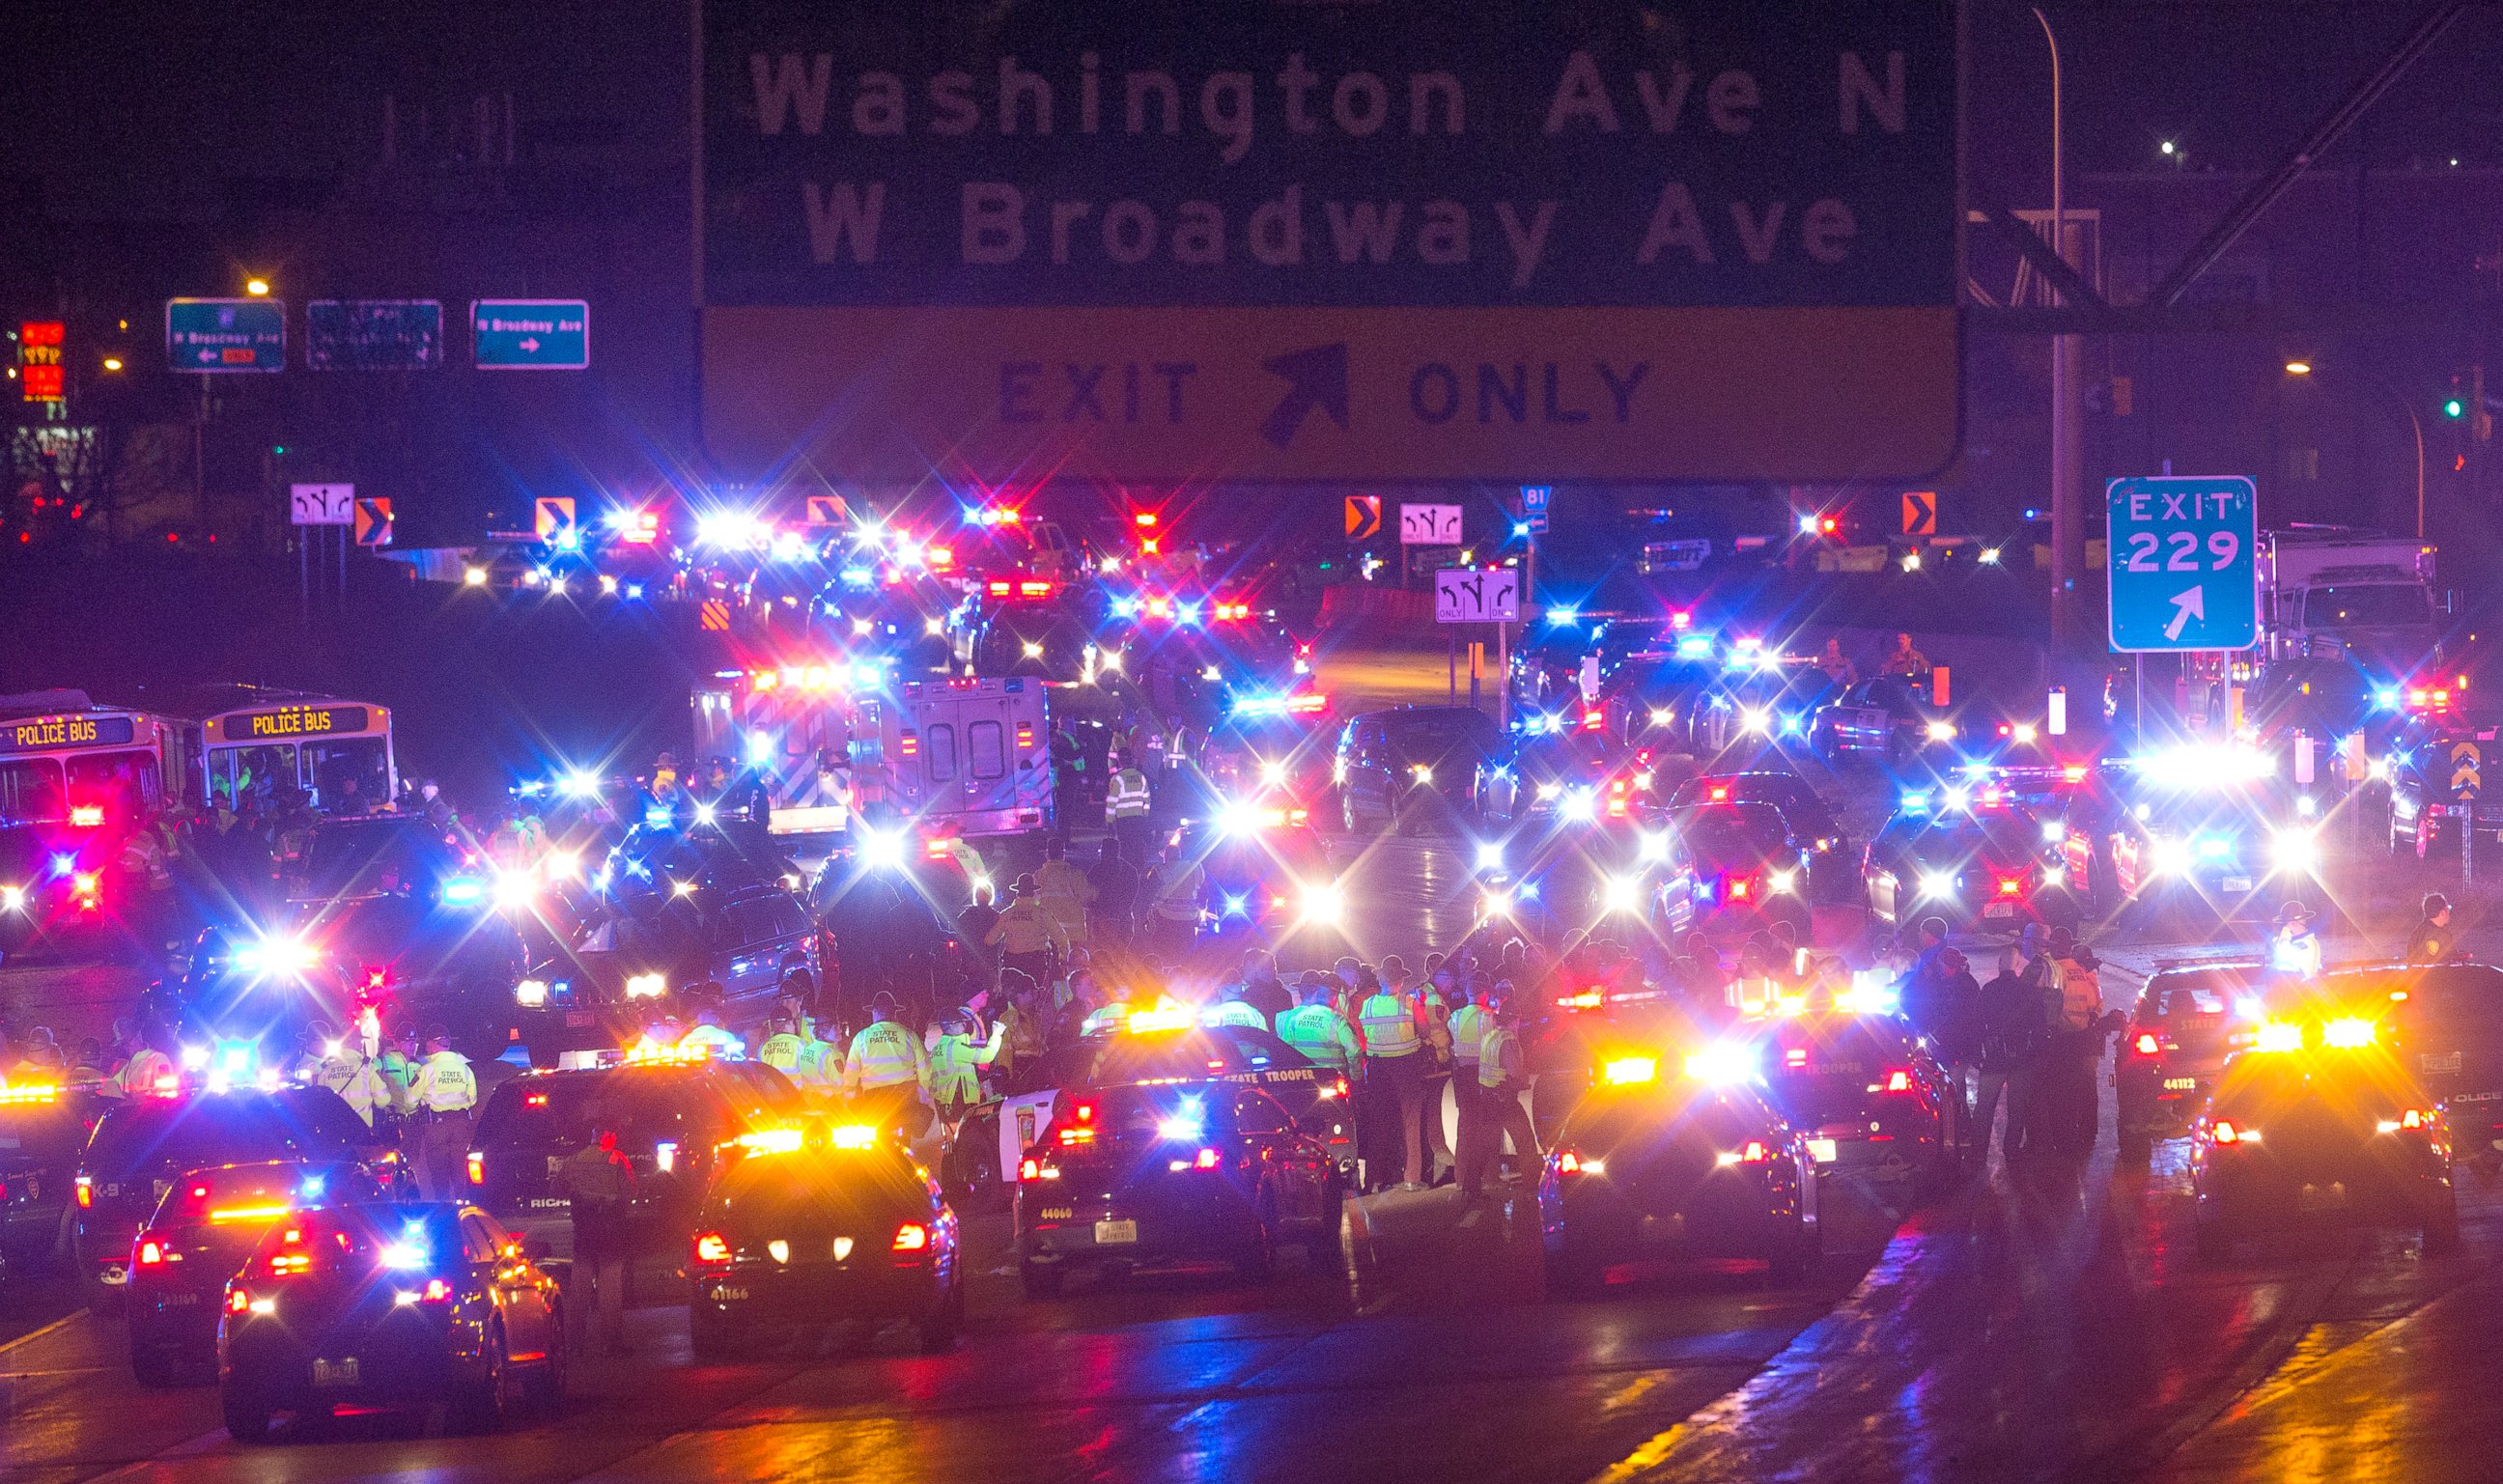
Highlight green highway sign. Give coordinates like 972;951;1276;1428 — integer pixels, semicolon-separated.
471;299;588;369
166;298;286;373
2105;475;2259;653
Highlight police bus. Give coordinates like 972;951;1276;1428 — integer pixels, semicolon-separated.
0;690;189;826
200;695;396;814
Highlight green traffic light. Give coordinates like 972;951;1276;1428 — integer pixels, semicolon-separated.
2444;398;2465;419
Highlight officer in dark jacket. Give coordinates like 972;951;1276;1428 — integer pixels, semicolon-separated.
1971;952;2043;1162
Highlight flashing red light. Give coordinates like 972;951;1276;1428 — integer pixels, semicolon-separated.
1134;512;1159;527
70;804;104;827
891;1222;929;1252
1739;1140;1769;1163
693;1231;731;1264
1728;877;1752;901
1194;1146;1221;1169
420;1277;452;1302
988;580;1011;596
1819;517;1838;534
1075;1100;1094;1124
1884;1070;1913;1093
1785;1047;1810;1069
1140;537;1162;555
899;733;920;757
2132;1033;2160;1056
1581;710;1603;732
924;835;952;858
2212;1121;2241;1145
1556;1150;1584;1175
1997;878;2023;897
926;546;953;567
1671;611;1692;630
227;1287;251;1314
1018;1158;1041;1182
1708;785;1730;801
1016;722;1034;748
2402;1108;2426;1130
137;1237;165;1267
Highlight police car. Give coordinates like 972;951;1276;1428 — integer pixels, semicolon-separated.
1161;809;1338;935
2073;744;2325;924
997;1010;1354;1192
1;1078;100;1274
1743;1004;1967;1188
463;1051;807;1265
2114;958;2264;1162
1864;787;2062;930
688;1124;964;1357
2192;1010;2457;1260
1668;771;1856;901
1537;1045;1821;1290
2367;960;2503;1162
126;1159;381;1386
72;1081;375;1311
1013;1079;1339;1297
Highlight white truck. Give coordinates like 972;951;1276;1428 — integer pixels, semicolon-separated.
2257;528;2444;685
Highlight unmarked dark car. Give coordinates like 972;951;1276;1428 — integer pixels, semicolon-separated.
688;1130;964;1358
217;1201;565;1441
1747;1011;1964;1188
2115;959;2264;1162
1014;1081;1339;1297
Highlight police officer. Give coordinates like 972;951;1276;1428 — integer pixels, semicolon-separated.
794;1012;841;1095
412;1025;479;1199
107;1022;176;1099
1278;977;1361;1074
2404;893;2454;963
986;876;1064;992
1105;751;1153;864
2269;901;2322;983
557;1128;637;1354
757;1014;805;1077
1446;983;1489;1198
1461;988;1538;1215
678;1003;745;1058
1204;983;1267;1030
842;994;933;1138
1356;965;1429;1192
1033;837;1096;958
927;1008;1005;1119
324;1020;396;1131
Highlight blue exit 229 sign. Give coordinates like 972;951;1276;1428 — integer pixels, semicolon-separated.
2105;475;2259;653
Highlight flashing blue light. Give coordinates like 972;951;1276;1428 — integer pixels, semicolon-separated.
1231;694;1287;717
2374;686;2400;710
1675;636;1712;658
1513;521;1532;537
746;732;776;766
1221;893;1250;919
380;1239;431;1269
1178;602;1203;625
50;853;76;876
1516;881;1540;902
1156;1096;1207;1141
552;528;581;552
1899;791;1931;814
1522;712;1559;735
1111;596;1140;618
299;1174;326;1198
625;582;645;600
1546;606;1579;626
561;771;601;798
643;806;673;828
2197;835;2234;858
440;877;486;906
1779;712;1804;737
840;566;874;588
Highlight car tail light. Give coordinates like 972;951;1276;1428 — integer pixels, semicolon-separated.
2133;1033;2160;1056
75;1176;92;1208
466;1152;485;1186
1728;877;1752;901
136;1236;165;1267
2212;1120;2243;1145
1074;1100;1095;1124
1741;1140;1769;1163
2403;1108;2426;1130
1016;722;1034;748
1997;877;2023;897
1019;1158;1040;1182
1057;1127;1095;1146
420;1277;452;1303
693;1231;731;1264
1581;710;1603;732
1884;1070;1913;1093
227;1287;251;1314
1195;1147;1221;1170
1556;1149;1584;1175
892;1222;929;1252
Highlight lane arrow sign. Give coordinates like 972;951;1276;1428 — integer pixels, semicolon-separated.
1259;342;1349;449
2163;586;2205;642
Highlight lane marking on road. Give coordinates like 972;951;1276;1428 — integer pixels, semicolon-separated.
0;1312;81;1357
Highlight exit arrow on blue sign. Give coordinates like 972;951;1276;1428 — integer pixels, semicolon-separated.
2105;475;2259;654
471;299;589;369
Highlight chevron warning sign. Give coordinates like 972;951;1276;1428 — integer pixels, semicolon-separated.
1900;490;1936;537
353;497;393;546
1344;496;1381;542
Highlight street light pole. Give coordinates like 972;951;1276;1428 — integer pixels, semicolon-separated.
2036;7;2085;652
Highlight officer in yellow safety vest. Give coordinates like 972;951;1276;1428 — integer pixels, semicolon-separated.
842;994;933;1136
757;1015;804;1077
926;1009;1005;1118
1278;979;1361;1073
1461;989;1539;1214
411;1026;479;1199
1356;965;1429;1192
106;1022;177;1099
678;1004;746;1058
1204;988;1267;1030
794;1014;840;1093
1105;754;1153;861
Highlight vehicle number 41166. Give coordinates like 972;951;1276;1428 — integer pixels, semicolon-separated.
2122;530;2238;573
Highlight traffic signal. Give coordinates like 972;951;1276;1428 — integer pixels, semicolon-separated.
2444;374;2466;420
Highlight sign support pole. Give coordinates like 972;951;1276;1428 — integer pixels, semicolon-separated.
298;527;310;626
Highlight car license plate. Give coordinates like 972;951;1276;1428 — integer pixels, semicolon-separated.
1983;902;2015;918
2422;1052;2463;1076
2296;1184;2348;1214
1807;1138;1839;1163
527;1196;569;1210
313;1358;360;1388
2222;877;2253;893
1093;1219;1139;1246
567;1012;595;1027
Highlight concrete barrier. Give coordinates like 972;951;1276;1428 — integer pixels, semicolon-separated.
1316;582;1440;633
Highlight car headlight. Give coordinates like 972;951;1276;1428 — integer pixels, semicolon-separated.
1925;720;1956;742
515;979;549;1008
1918;870;1956;900
624;972;667;1000
1299;882;1344;925
1768;869;1797;893
0;884;22;912
1742;707;1772;736
2271;827;2320;875
1637;829;1670;863
857;828;905;871
1534;780;1561;800
1601;875;1641;914
1480;887;1512;917
1410;765;1435;785
2150;837;2193;877
2041;865;2067;887
1682;1041;1756;1086
1561;788;1597;823
1647;707;1673;726
1475;842;1505;872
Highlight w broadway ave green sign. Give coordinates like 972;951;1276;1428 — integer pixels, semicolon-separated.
2105;475;2259;653
471;300;589;369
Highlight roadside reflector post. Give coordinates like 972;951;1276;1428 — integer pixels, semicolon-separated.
2047;687;2067;737
1932;666;1950;707
2294;733;2316;785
